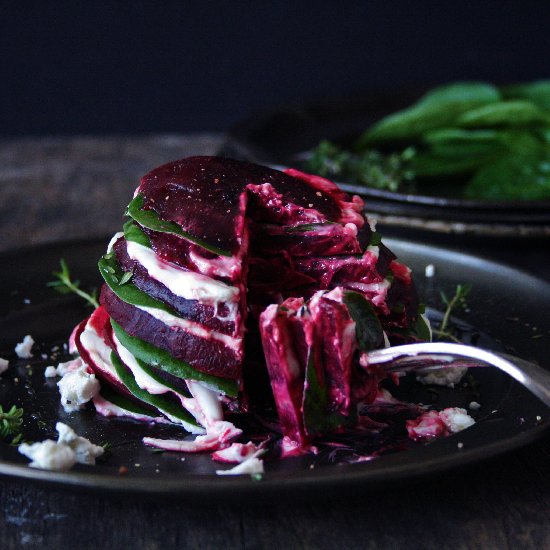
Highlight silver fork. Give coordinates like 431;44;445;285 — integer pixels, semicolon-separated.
366;342;550;408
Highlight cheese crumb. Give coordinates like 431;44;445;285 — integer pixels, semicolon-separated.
57;366;100;412
19;422;103;471
424;264;435;278
468;401;481;411
417;366;468;388
15;335;34;359
0;357;9;375
439;407;475;433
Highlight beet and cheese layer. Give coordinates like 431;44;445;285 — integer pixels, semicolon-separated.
74;156;427;451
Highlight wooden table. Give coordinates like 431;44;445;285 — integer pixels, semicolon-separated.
0;136;549;549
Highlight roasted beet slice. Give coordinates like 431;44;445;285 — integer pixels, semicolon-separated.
137;157;344;255
250;222;365;257
259;301;309;447
113;237;238;335
308;289;357;417
101;285;242;380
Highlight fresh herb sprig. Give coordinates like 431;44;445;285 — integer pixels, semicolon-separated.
0;405;24;445
432;284;472;343
47;259;99;308
305;140;416;193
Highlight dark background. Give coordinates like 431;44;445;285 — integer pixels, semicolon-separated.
1;1;549;137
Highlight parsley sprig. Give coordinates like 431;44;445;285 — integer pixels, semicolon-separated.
47;259;99;308
0;405;24;445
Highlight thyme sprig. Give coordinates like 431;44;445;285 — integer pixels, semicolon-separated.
0;405;24;445
432;284;472;343
47;259;99;308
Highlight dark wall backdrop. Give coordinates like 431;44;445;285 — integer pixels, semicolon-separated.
1;1;549;136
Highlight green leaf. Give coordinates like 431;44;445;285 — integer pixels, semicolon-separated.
464;150;550;200
358;83;500;147
110;352;200;428
127;195;231;257
457;100;550;128
417;82;500;107
111;320;239;397
98;254;177;315
123;219;152;248
501;80;550;113
343;291;384;351
301;351;349;436
99;385;157;417
423;128;503;158
411;314;432;342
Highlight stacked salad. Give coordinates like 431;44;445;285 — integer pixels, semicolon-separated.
73;156;428;459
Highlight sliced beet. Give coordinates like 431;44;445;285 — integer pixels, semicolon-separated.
137;157;344;255
259;302;309;447
113;238;238;335
74;307;134;399
309;290;357;417
250;222;364;257
101;285;242;380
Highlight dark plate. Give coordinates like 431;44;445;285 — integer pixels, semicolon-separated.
0;238;549;500
221;91;550;237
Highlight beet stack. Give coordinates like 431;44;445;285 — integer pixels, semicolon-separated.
74;156;426;450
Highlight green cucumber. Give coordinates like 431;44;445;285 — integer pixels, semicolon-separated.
111;320;239;397
126;194;231;257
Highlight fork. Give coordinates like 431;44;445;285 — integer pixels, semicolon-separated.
366;342;550;408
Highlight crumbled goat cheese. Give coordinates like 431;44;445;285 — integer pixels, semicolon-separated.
18;422;103;471
0;357;9;375
424;264;435;278
439;407;476;433
468;401;481;411
57;366;100;413
15;335;34;359
19;440;77;471
216;457;265;476
417;366;468;388
56;422;104;465
45;357;84;379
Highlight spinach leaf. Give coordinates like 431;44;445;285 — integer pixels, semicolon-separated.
123;219;151;248
98;253;177;315
110;352;200;428
301;351;349;436
111;320;239;397
501;80;550;113
457;100;550;128
343;291;384;351
127;194;231;257
99;385;157;417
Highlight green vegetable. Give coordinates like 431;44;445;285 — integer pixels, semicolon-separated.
123;219;152;248
301;351;350;436
457;100;550;128
98;253;177;315
110;352;200;428
432;284;472;343
305;140;415;193
111;320;239;397
343;291;384;351
127;195;231;257
0;405;24;445
357;82;500;146
99;385;157;417
306;80;550;201
502;80;550;112
47;259;99;308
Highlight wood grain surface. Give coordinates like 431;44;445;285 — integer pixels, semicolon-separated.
0;136;548;550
